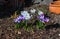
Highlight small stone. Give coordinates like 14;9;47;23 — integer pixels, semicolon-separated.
40;32;43;34
18;31;21;34
58;34;60;36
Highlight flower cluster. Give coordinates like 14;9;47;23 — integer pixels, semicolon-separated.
14;9;49;23
38;11;49;23
14;9;50;30
14;11;32;23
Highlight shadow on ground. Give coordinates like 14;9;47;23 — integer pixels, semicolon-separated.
45;23;60;30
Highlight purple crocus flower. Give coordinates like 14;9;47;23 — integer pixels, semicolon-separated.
14;15;25;23
18;15;25;20
44;17;49;22
37;14;49;23
38;14;44;19
39;17;49;23
40;19;45;23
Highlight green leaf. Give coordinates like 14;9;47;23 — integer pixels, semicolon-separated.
36;20;45;29
15;23;20;29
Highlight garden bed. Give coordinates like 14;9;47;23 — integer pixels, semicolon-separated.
0;17;60;39
0;5;60;39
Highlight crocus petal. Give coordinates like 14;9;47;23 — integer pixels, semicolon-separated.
14;15;25;23
38;11;44;15
40;19;45;23
14;18;20;23
17;20;20;23
25;15;31;20
30;9;36;13
39;14;44;19
21;11;29;16
21;11;31;20
14;19;18;22
18;16;25;20
44;18;49;22
37;14;44;20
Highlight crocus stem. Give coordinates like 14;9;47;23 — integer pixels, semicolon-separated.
36;8;40;11
26;22;27;27
26;20;27;26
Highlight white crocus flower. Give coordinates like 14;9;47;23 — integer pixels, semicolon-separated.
25;15;31;20
30;9;36;14
21;11;31;20
38;11;44;15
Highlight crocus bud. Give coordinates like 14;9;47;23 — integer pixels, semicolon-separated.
30;9;36;14
38;11;44;15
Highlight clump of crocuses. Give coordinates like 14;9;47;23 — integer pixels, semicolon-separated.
35;10;49;29
14;11;32;31
14;11;31;23
14;9;49;31
37;11;49;23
